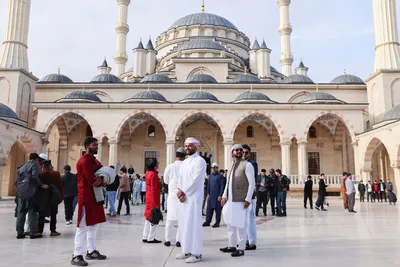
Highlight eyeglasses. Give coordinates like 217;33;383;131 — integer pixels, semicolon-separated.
234;149;243;152
243;151;249;154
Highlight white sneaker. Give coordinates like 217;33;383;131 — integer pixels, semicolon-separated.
66;221;72;225
186;254;202;263
176;253;191;260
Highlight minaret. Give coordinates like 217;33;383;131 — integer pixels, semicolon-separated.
295;60;309;76
372;0;400;71
277;0;294;76
114;0;130;77
249;38;260;75
133;40;147;77
98;58;112;74
257;40;271;78
0;0;31;70
145;38;157;75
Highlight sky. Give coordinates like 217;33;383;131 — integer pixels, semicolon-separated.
0;0;397;83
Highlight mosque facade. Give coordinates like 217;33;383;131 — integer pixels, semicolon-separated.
0;0;400;198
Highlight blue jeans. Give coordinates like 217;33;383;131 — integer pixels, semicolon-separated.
107;191;117;215
277;191;287;215
247;199;257;245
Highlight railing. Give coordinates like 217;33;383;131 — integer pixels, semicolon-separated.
289;175;361;185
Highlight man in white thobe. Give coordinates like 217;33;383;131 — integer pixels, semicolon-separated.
176;137;207;264
220;144;255;257
163;147;186;247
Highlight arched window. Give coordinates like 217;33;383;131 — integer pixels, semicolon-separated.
247;126;254;138
148;125;156;137
86;125;93;137
309;126;317;138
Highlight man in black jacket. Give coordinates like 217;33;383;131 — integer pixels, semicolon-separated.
62;165;78;225
379;179;387;202
304;175;313;209
256;169;268;216
266;169;278;215
315;174;328;211
128;165;135;179
358;181;366;202
275;169;290;217
105;166;119;217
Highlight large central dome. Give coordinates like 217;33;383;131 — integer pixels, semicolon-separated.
169;13;238;31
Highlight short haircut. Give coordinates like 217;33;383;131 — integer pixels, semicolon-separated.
120;166;127;173
219;169;225;173
64;165;71;171
43;160;52;168
109;165;115;169
261;169;266;173
29;153;40;160
176;152;186;158
307;175;312;179
242;144;251;152
84;137;98;149
320;173;325;176
342;172;347;176
346;173;352;177
275;169;282;174
146;158;158;171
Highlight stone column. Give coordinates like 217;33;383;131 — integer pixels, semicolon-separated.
96;141;103;163
109;141;118;167
352;142;361;177
223;141;233;170
297;141;307;183
58;148;69;172
166;141;176;165
280;140;291;176
0;166;4;199
361;169;372;183
392;167;400;194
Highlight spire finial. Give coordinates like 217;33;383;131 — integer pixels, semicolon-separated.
201;0;205;12
344;69;347;75
58;67;60;74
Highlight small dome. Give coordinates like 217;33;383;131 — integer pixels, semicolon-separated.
282;74;314;84
331;74;365;84
178;39;225;52
233;91;275;104
181;91;219;103
57;91;102;103
232;73;262;84
0;103;18;119
125;91;167;103
141;73;173;84
169;13;238;31
91;73;122;83
382;104;400;121
39;73;73;84
186;73;217;84
270;66;279;73
301;92;345;104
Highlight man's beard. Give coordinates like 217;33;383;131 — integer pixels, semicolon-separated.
186;149;196;155
89;148;98;155
234;154;242;159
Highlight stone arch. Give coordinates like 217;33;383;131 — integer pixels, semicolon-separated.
362;137;392;170
301;111;356;143
390;78;400;108
91;90;114;102
0;76;11;106
18;82;32;122
172;110;226;141
230;110;282;140
288;91;309;103
187;66;215;79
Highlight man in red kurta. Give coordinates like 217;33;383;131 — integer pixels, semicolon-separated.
71;137;107;266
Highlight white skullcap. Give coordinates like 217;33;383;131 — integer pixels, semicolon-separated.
39;153;49;161
231;144;243;154
185;137;200;148
211;162;218;168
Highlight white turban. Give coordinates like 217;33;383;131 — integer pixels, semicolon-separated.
185;137;200;148
231;144;243;154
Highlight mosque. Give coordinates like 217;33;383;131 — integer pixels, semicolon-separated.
0;0;400;198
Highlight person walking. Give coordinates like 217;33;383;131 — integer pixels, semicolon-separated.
315;174;328;211
132;174;142;205
340;172;348;210
358;180;366;202
117;167;130;216
387;179;394;204
141;177;146;204
345;173;357;213
142;159;161;244
62;165;78;225
379;179;387;202
275;169;290;216
203;163;225;228
105;166;119;217
256;169;268;216
163;147;185;247
176;138;207;263
220;144;255;258
304;175;313;209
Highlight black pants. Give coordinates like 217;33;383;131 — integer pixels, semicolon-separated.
64;196;75;221
141;192;146;204
38;205;58;233
380;191;387;202
256;191;268;215
373;192;379;202
359;191;365;202
270;194;277;215
161;193;166;210
117;192;130;214
304;194;313;208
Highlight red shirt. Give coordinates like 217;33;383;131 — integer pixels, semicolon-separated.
144;170;161;221
76;153;106;227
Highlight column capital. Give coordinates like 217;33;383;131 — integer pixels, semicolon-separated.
360;168;372;173
297;140;308;146
223;140;234;146
165;141;176;145
280;141;292;146
108;141;118;145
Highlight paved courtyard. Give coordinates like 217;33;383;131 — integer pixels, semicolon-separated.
0;199;399;267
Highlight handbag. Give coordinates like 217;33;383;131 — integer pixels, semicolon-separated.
149;207;163;225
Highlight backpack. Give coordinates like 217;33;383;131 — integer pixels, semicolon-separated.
16;164;37;200
149;207;164;225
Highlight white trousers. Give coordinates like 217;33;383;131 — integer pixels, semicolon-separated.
133;191;141;204
165;219;179;242
142;220;157;241
227;224;247;250
73;207;98;257
164;193;168;210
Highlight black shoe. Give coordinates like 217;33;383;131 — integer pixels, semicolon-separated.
282;213;287;216
30;233;43;239
349;210;357;213
304;207;307;209
264;213;267;216
310;207;313;209
245;245;257;251
212;224;220;228
202;222;211;227
71;255;88;266
231;250;245;257
44;218;50;223
202;213;206;216
315;206;320;210
272;213;276;216
176;241;181;247
147;239;162;244
165;210;167;213
164;241;171;247
85;250;107;260
256;213;259;217
16;234;25;239
142;239;148;243
321;208;327;211
220;247;236;253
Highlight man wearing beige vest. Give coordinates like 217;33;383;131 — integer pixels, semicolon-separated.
220;144;255;257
